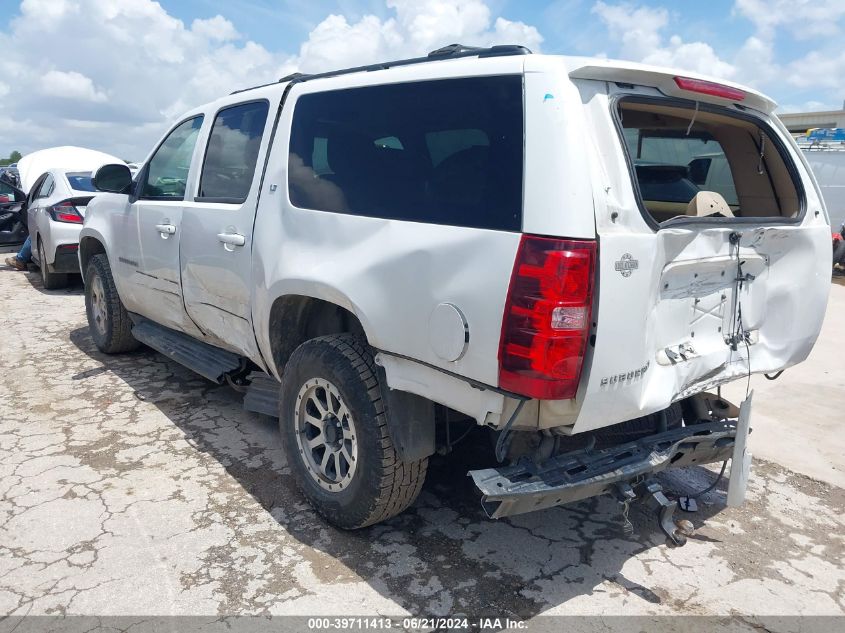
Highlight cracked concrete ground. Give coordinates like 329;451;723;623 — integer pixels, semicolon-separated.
0;267;843;626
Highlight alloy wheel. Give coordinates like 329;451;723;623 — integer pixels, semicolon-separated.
294;378;358;492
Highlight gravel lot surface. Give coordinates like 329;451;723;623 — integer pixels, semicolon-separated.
0;268;842;630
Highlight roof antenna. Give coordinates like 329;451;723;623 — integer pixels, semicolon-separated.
685;101;699;136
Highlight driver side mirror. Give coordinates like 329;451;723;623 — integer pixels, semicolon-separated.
93;163;133;194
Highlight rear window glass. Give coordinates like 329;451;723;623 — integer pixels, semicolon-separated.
288;76;524;231
618;99;800;224
66;172;95;192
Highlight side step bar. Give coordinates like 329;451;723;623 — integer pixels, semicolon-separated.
131;317;243;384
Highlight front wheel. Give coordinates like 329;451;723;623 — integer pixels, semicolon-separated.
279;334;428;529
84;254;140;354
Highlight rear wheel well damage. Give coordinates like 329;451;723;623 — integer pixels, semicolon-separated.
79;237;106;283
268;295;367;374
268;295;436;462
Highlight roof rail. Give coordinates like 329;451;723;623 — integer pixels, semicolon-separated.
230;43;530;95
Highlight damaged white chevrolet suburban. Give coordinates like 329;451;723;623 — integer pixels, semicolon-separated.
79;45;830;543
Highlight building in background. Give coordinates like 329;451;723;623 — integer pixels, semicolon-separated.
778;108;845;137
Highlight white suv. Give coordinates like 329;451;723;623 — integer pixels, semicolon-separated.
79;45;830;543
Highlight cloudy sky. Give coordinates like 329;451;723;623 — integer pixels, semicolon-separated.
1;0;843;160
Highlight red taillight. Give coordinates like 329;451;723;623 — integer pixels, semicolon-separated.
673;76;746;102
834;233;842;242
49;201;83;224
499;235;596;400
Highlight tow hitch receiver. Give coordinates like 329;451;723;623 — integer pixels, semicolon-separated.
616;479;695;546
469;421;737;530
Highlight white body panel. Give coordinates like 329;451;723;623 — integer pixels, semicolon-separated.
251;63;529;420
555;78;830;433
27;169;101;270
81;53;831;433
180;88;284;360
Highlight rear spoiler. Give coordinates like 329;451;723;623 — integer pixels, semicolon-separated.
568;60;775;114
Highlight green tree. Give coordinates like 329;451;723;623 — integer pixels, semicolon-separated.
0;150;22;167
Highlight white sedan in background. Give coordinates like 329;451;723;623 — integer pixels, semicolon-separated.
17;146;123;289
26;169;99;289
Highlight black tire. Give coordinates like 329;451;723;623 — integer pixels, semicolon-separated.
38;240;68;290
279;334;428;529
84;254;140;354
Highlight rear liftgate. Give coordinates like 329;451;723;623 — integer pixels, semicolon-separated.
469;395;753;546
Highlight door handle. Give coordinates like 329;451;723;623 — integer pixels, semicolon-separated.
155;223;176;235
217;232;245;248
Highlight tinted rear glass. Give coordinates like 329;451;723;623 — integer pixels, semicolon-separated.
66;172;96;192
288;76;524;231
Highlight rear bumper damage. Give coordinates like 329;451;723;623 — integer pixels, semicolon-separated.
469;421;736;520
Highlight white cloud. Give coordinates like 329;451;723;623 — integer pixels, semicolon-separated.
591;1;736;79
590;0;845;111
784;50;845;90
733;0;845;40
296;0;542;72
191;15;240;42
591;1;667;61
729;0;845;109
642;37;735;80
778;100;842;114
1;0;540;159
40;70;108;103
5;0;840;162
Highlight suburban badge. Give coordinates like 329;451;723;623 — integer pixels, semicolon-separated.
615;252;639;277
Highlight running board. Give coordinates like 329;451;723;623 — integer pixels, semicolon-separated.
242;372;281;417
131;318;243;384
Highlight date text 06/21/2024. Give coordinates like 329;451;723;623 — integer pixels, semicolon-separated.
306;617;528;630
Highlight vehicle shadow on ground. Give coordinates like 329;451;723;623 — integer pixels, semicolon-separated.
69;325;732;616
0;266;84;295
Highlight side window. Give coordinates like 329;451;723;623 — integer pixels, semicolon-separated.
25;175;45;205
142;116;204;200
37;174;54;199
198;101;270;202
288;76;524;231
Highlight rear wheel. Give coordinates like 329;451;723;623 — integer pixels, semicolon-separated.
84;254;139;354
279;334;428;529
38;240;68;290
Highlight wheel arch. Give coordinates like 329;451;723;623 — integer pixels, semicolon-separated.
268;295;436;462
267;293;368;377
79;235;107;283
